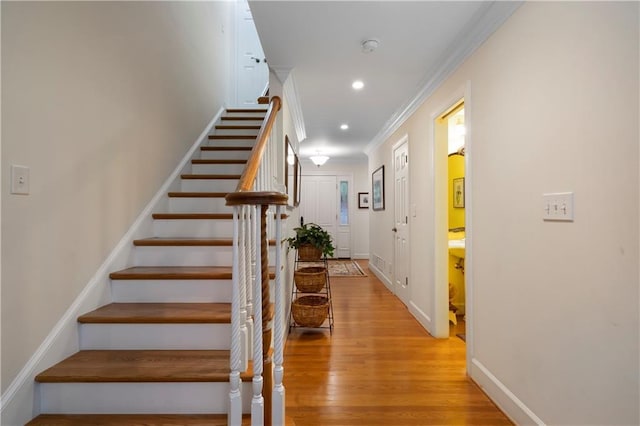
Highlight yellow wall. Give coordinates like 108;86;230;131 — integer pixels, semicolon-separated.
447;154;465;230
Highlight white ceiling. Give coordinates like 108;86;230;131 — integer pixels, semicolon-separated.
249;1;512;162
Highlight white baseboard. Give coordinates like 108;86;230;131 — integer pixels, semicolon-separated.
0;108;224;426
408;301;434;336
368;262;393;293
470;358;545;426
352;253;369;260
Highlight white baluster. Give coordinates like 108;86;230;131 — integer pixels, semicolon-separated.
229;207;243;426
238;206;249;372
245;206;254;356
251;205;264;425
272;205;285;425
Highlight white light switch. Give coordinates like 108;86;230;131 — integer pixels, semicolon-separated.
543;192;574;221
11;165;30;195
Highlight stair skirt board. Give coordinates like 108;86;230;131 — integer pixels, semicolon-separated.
153;218;234;238
168;197;229;213
79;324;231;350
191;163;246;174
111;279;232;303
200;150;251;160
180;179;238;192
39;382;253;414
132;245;277;266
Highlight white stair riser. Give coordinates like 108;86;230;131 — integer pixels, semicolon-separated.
39;382;252;414
111;279;232;303
181;179;238;192
200;150;251;160
212;128;259;136
169;198;229;213
133;246;276;266
153;219;234;238
191;163;246;174
207;139;256;148
224;112;265;118
79;323;230;350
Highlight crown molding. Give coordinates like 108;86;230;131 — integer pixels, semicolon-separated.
364;1;522;155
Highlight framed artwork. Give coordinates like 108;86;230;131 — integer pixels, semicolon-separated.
358;192;369;209
372;165;385;211
285;137;301;208
453;177;465;208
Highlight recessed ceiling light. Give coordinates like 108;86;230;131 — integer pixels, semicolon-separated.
352;80;364;90
340;124;349;130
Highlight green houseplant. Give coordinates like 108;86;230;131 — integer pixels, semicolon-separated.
286;222;335;260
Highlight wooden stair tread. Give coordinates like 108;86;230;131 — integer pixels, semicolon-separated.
191;159;247;164
26;413;246;426
226;108;267;113
167;192;228;198
152;213;233;220
180;174;241;179
78;303;231;324
207;135;256;140
133;238;276;246
35;350;249;383
215;124;261;130
133;238;233;246
201;146;253;151
110;266;234;280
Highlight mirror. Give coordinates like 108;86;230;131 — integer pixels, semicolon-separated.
285;136;300;207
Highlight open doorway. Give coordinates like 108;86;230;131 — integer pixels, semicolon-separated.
434;97;468;343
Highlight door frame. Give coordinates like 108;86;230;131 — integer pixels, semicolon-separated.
431;81;474;369
301;170;354;259
392;135;410;306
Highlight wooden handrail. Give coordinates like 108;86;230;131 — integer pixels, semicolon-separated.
233;96;282;193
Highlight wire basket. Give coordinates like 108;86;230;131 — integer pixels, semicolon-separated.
294;267;326;293
291;295;329;327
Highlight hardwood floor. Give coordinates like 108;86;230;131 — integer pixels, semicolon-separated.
284;261;512;426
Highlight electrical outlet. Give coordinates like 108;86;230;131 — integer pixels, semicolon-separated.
542;192;574;221
11;165;30;195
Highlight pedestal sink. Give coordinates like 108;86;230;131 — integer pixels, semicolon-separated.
448;238;465;259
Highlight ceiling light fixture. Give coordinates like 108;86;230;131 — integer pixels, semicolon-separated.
310;152;329;167
361;39;379;54
340;124;349;130
352;80;364;90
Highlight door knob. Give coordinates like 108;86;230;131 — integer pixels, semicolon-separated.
392;227;397;232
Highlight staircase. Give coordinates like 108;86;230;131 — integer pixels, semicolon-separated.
26;108;271;425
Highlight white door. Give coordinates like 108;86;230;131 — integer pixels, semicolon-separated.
393;138;410;306
300;175;337;258
235;2;269;105
336;177;352;258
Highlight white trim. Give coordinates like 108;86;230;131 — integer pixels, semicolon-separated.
462;80;474;371
408;301;433;335
0;108;224;426
352;252;369;260
282;70;307;143
364;1;521;155
368;262;392;293
470;358;545;425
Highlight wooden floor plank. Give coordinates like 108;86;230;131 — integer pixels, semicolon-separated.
284;260;513;426
77;303;231;324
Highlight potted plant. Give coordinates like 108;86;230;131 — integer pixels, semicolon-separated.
286;223;335;260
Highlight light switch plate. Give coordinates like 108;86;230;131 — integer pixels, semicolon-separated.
11;165;30;195
543;192;574;221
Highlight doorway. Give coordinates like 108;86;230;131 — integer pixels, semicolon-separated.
392;136;410;307
234;1;269;105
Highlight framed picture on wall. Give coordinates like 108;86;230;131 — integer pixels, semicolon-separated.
358;192;369;209
453;177;465;208
372;165;385;211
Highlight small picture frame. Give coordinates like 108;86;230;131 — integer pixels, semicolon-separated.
372;165;385;211
453;177;465;208
358;192;369;209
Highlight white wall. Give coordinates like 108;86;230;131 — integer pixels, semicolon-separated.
369;2;639;425
300;159;370;259
1;0;232;396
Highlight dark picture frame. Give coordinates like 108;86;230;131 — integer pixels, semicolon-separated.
358;192;369;209
285;136;301;207
372;165;385;211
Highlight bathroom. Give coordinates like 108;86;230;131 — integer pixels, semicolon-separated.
446;105;466;335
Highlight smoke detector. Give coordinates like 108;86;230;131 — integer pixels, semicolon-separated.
361;39;379;54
